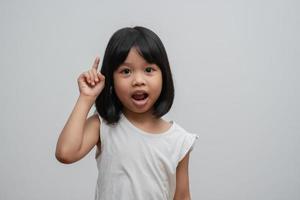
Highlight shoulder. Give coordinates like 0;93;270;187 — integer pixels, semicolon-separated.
172;121;196;139
170;121;199;163
88;113;101;128
87;112;102;145
92;110;101;124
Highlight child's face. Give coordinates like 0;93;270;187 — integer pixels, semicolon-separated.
113;47;162;115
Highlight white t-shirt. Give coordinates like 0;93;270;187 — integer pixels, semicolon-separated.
94;113;199;200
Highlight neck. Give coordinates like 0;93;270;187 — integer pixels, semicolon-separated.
122;109;158;124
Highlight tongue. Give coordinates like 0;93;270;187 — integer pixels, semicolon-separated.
132;94;146;100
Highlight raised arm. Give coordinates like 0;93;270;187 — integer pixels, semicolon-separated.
55;95;99;164
55;57;105;164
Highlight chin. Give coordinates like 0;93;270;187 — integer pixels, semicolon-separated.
125;104;155;115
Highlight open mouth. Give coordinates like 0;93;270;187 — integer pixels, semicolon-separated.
131;92;149;101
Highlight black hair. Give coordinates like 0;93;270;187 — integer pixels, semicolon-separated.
95;26;174;124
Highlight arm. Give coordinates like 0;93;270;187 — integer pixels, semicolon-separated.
55;57;105;164
55;95;100;164
173;151;191;200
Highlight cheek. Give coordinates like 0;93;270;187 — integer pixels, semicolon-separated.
152;73;163;95
113;75;129;98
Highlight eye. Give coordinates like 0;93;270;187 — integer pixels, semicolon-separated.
121;68;131;75
145;66;154;73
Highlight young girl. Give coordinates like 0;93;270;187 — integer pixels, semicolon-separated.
55;26;198;200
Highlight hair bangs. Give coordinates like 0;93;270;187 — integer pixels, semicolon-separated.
109;34;138;72
133;37;157;65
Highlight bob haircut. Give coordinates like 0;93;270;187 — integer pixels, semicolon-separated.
95;26;174;124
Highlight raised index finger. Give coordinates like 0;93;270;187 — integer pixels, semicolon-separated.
92;56;100;70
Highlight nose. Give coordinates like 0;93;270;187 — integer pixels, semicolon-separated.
132;72;146;87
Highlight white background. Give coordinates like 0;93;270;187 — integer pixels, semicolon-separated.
0;0;299;199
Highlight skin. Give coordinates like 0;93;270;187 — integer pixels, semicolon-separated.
55;48;191;199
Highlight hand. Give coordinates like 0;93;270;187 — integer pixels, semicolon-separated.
77;57;105;100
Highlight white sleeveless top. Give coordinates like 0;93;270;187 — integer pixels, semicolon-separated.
94;113;199;200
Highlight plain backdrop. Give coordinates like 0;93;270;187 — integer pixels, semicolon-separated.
0;0;299;199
